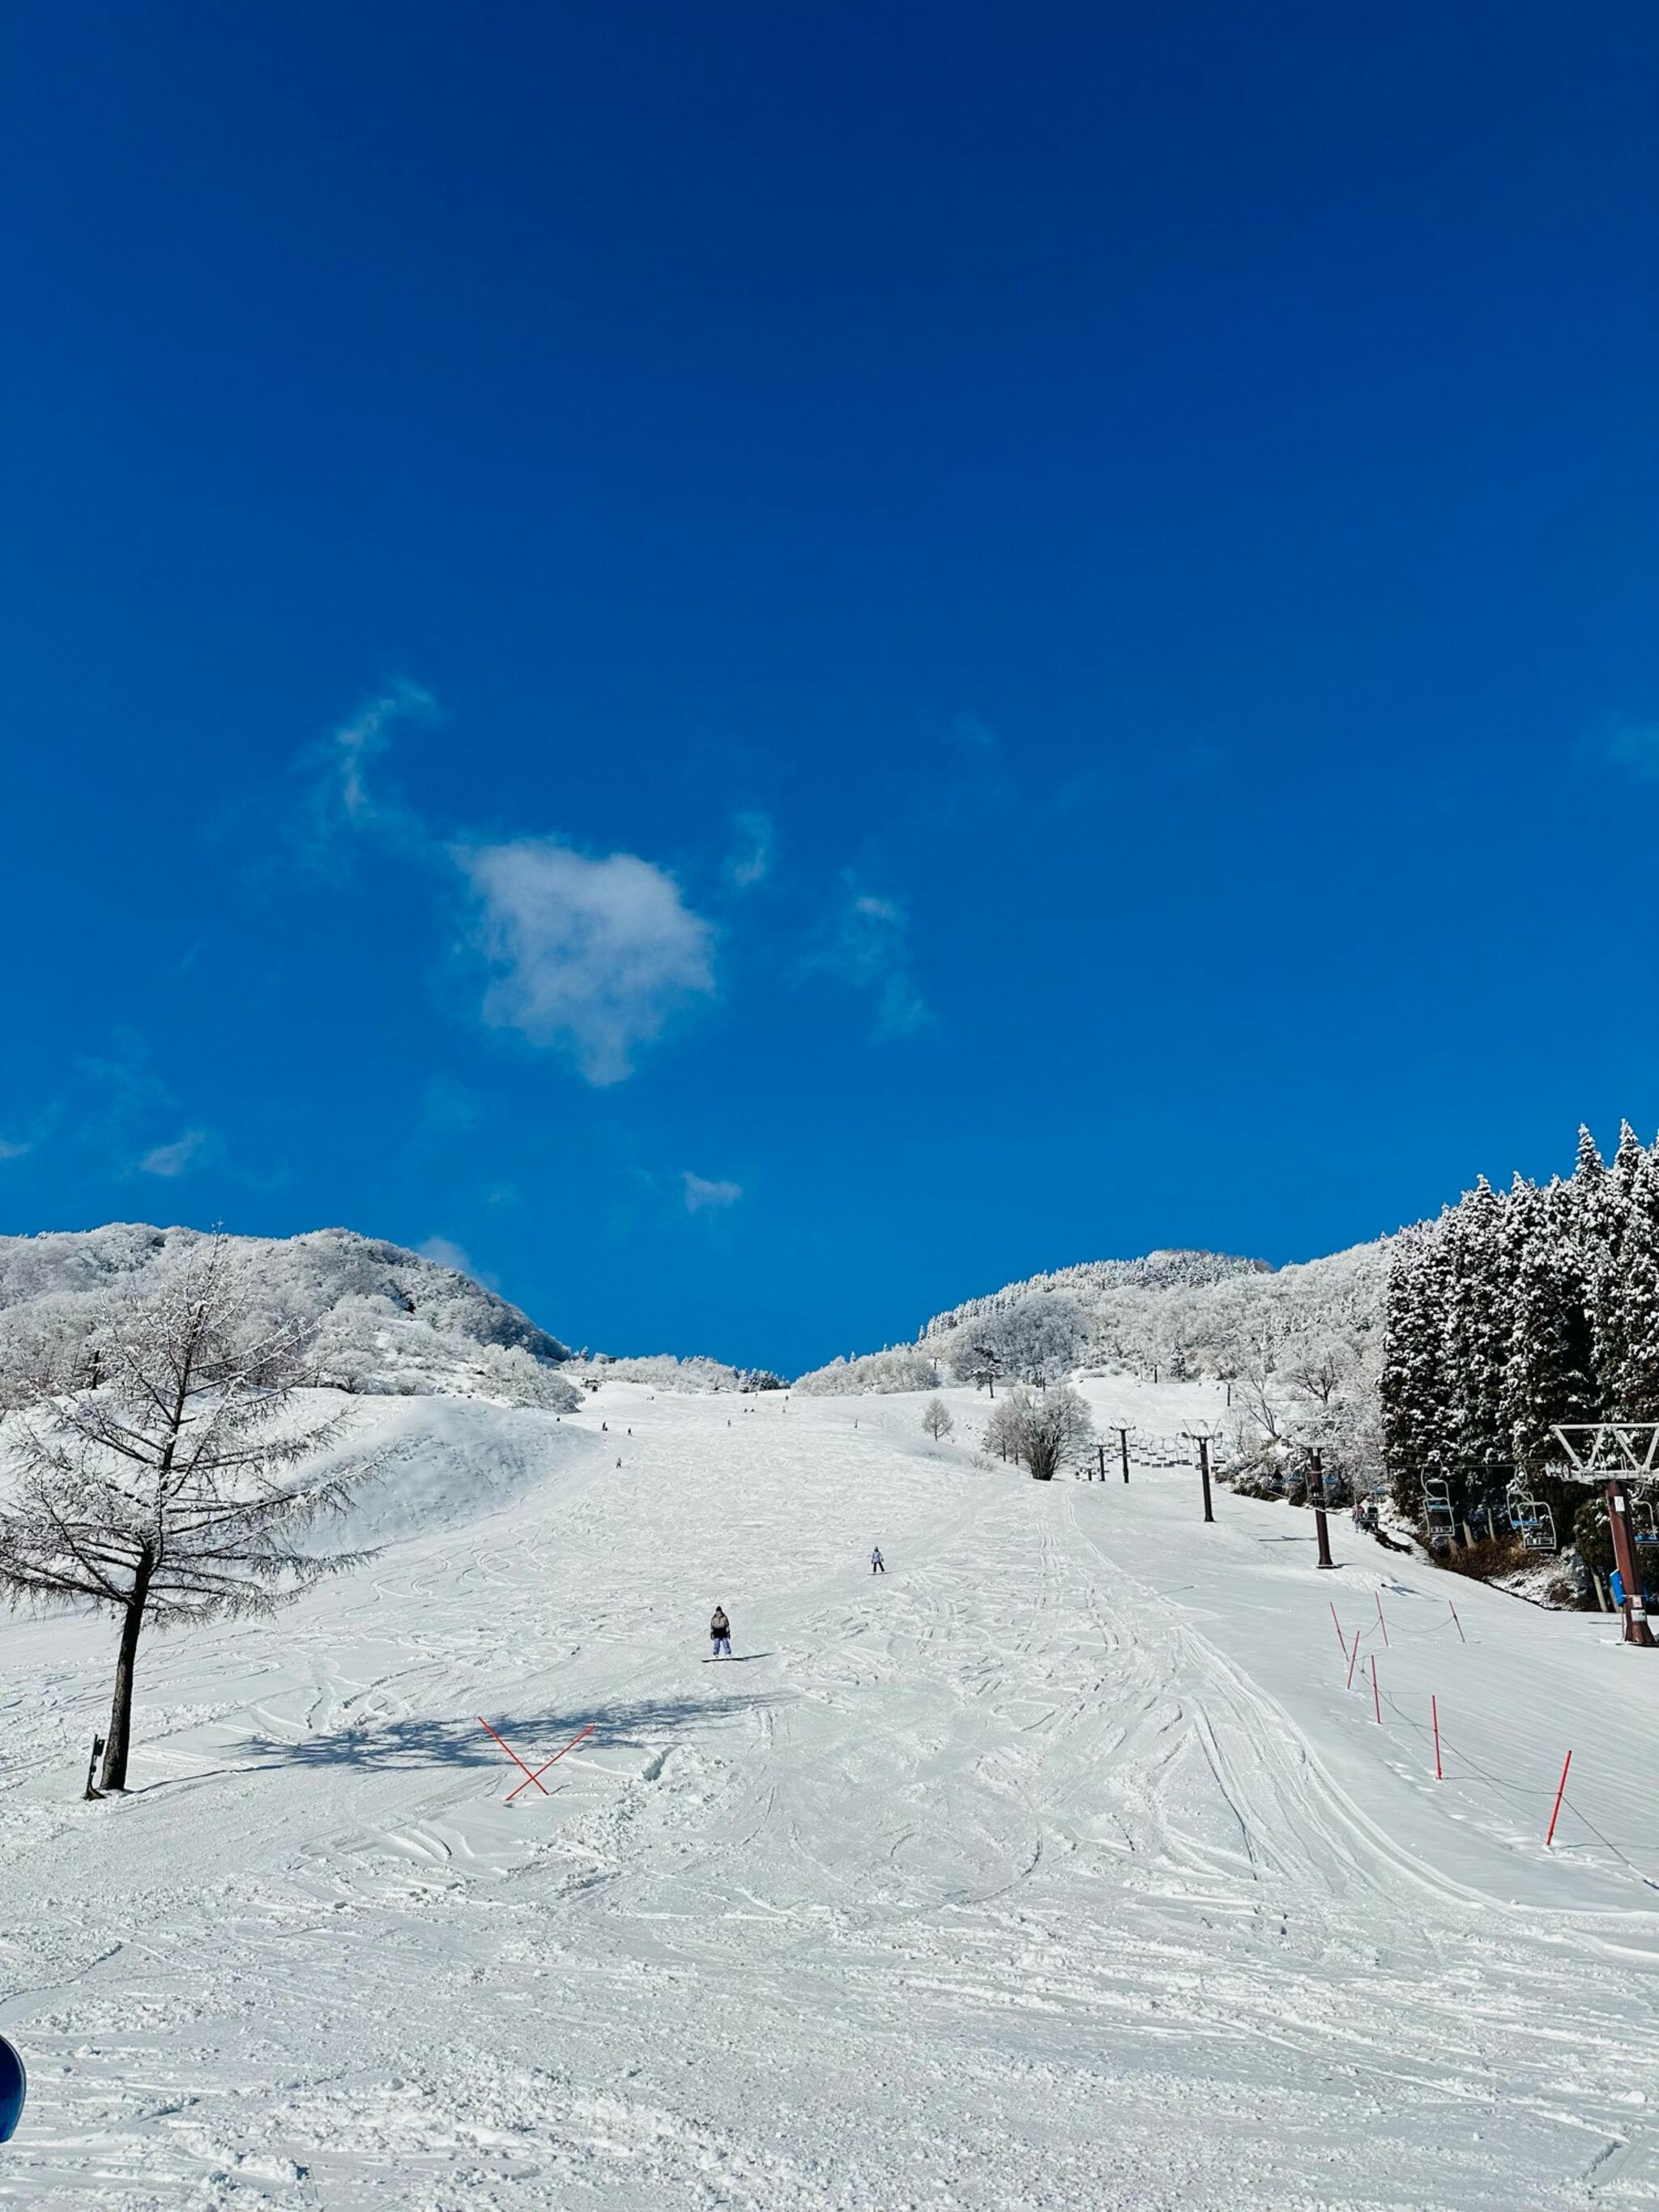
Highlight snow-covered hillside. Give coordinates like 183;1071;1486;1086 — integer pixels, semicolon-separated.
3;1379;1657;2207
795;1242;1390;1494
0;1225;574;1408
800;1242;1388;1392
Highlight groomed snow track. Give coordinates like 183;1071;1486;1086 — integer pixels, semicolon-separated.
2;1380;1657;2209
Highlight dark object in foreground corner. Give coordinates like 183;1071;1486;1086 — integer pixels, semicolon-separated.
0;2033;25;2142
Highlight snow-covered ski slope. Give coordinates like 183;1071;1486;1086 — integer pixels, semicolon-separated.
4;1379;1659;2210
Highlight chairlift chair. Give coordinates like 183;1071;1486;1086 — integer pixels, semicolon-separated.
1631;1496;1659;1548
1506;1477;1557;1553
1422;1476;1456;1535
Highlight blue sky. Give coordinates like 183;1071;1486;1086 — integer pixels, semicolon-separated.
2;2;1656;1372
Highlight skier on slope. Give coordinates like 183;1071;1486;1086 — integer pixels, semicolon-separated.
870;1546;885;1575
710;1605;731;1658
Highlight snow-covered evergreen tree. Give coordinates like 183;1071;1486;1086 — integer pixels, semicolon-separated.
1611;1143;1659;1420
1500;1178;1594;1475
1442;1177;1511;1508
1381;1221;1453;1515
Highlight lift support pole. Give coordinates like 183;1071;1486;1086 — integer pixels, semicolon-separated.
1608;1480;1657;1647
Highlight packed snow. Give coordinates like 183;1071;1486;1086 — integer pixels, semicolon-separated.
3;1376;1657;2208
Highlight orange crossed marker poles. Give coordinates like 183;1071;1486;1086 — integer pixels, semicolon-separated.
478;1717;597;1802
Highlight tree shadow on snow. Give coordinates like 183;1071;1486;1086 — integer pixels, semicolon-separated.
234;1688;784;1775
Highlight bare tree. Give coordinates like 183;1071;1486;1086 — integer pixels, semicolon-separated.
0;1238;375;1792
1235;1328;1285;1443
922;1397;955;1441
983;1399;1021;1461
1284;1337;1350;1407
992;1384;1095;1481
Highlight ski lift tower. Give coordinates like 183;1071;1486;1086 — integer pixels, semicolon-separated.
1182;1428;1224;1524
1550;1424;1659;1648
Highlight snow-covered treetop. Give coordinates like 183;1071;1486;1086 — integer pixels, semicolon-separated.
795;1242;1392;1398
0;1224;574;1409
919;1249;1271;1338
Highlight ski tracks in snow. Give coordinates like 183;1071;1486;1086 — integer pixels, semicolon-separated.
4;1384;1659;2206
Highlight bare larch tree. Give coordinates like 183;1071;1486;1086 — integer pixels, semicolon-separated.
0;1237;373;1792
922;1397;955;1441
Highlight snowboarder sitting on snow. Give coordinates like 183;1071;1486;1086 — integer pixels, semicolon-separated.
710;1605;731;1658
870;1546;885;1575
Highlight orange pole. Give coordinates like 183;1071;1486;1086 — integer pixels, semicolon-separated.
1545;1750;1573;1847
479;1715;552;1796
505;1720;598;1804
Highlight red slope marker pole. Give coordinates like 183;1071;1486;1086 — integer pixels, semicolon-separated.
1431;1696;1442;1780
505;1720;599;1805
1370;1655;1382;1724
1330;1602;1348;1662
1375;1592;1390;1647
1346;1629;1363;1692
1449;1602;1465;1644
1545;1750;1573;1848
479;1716;552;1797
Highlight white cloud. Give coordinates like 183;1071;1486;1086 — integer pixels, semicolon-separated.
683;1171;743;1214
0;1136;30;1161
810;880;930;1039
299;680;437;869
416;1234;497;1288
458;837;716;1085
726;810;773;890
139;1128;209;1178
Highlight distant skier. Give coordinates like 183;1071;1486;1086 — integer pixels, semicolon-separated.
870;1546;885;1575
710;1605;731;1658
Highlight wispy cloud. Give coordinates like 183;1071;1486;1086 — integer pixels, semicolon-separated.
0;1136;31;1161
949;710;998;753
298;680;437;872
139;1128;210;1178
416;1234;497;1287
457;837;716;1085
291;685;723;1085
808;878;930;1039
683;1170;743;1213
726;810;774;890
1600;714;1659;781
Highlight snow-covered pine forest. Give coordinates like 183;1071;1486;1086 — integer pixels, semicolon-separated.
1381;1122;1659;1573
